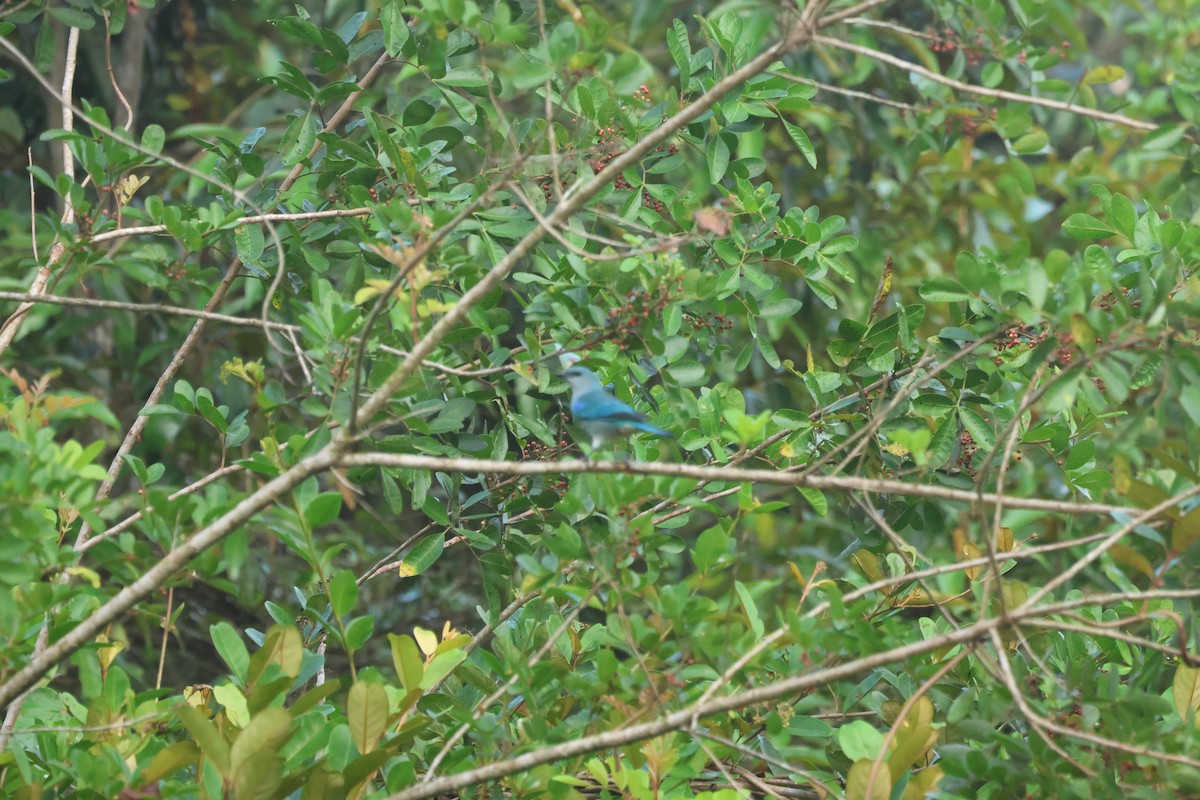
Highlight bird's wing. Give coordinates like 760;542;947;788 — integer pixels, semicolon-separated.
571;390;648;423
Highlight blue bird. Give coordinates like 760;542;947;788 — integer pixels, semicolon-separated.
558;365;673;453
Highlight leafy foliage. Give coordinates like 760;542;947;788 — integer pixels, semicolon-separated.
2;0;1200;798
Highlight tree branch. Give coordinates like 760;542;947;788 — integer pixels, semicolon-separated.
385;588;1200;800
813;35;1159;132
336;452;1128;516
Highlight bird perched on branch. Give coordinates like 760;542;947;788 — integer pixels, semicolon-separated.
558;365;673;455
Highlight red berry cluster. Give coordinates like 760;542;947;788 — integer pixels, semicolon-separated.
597;278;684;349
957;429;980;477
632;84;651;103
991;324;1051;365
929;26;993;67
321;167;409;205
486;435;572;501
538;176;571;202
642;189;665;214
520;437;570;462
943;106;997;138
683;310;735;334
1055;332;1076;366
928;25;1068;71
367;181;408;202
589;151;633;190
1095;285;1138;311
324;347;351;384
595;124;625;145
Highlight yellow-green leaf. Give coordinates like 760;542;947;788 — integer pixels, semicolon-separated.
846;758;892;800
347;680;390;754
1173;664;1200;724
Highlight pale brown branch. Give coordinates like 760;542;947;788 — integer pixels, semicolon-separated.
816;0;893;29
772;70;920;111
387;588;1200;800
1023;618;1184;662
0;291;480;379
462;592;541;658
337;452;1128;517
89;207;376;244
813;35;1160;132
0;27;80;357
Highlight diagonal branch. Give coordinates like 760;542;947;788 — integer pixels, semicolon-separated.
813;35;1159;132
382;587;1200;800
347;17;823;433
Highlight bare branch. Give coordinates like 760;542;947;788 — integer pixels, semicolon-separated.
337;452;1128;516
813;35;1159;132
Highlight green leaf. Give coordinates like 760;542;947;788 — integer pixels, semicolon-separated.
304;492;342;528
667;19;692;87
211;622;250;683
1062;439;1096;471
981;62;1004;88
780;118;817;168
1173;664;1200;723
839;720;885;761
280;108;319;166
398;534;444;577
141;124;165;154
48;6;96;28
919;279;970;303
1172;505;1200;552
329;570;358;617
247;625;304;686
1011;130;1047;154
177;704;231;774
344;615;375;651
382;0;410;56
1062;213;1117;240
139;741;201;784
797;486;827;516
1108;194;1137;239
228;707;290;800
735;581;764;639
846;759;891;800
707;135;730;183
389;634;424;692
693;525;728;572
235;224;265;267
419;649;467;689
347;681;389;755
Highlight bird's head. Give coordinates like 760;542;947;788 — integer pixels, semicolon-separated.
557;365;605;393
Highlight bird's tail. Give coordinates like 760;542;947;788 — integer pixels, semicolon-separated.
635;421;674;439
